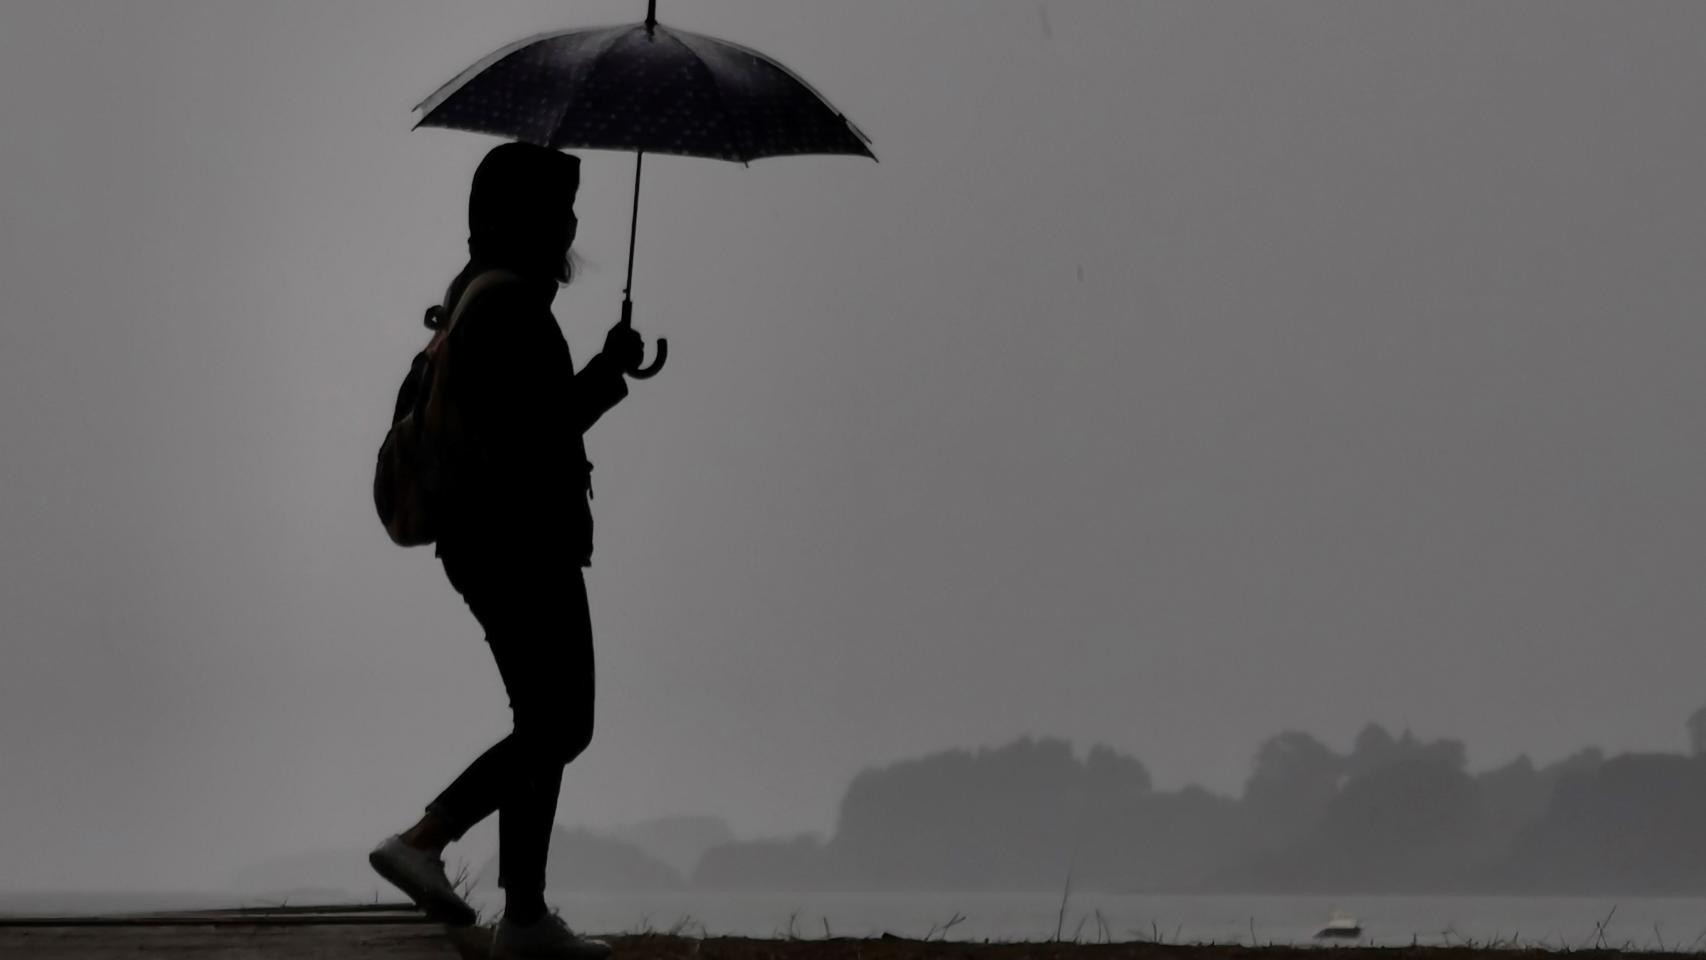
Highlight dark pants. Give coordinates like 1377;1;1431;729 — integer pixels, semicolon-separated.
426;552;596;895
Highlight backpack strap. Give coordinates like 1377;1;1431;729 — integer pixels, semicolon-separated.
417;268;523;455
440;268;522;340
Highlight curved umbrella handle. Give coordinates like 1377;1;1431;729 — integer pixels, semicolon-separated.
631;337;668;378
619;299;668;379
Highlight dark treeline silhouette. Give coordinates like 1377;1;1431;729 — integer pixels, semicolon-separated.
692;716;1706;895
235;718;1706;898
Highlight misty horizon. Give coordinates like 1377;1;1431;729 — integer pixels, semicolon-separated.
22;714;1703;902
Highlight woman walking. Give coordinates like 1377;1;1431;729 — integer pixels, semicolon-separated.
369;141;645;960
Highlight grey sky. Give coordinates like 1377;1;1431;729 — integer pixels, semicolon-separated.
4;1;1706;892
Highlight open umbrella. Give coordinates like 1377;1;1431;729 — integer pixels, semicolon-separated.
412;1;876;377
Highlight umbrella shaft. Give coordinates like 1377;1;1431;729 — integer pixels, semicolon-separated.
624;151;643;303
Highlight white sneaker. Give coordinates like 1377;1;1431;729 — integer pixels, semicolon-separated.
367;834;479;927
494;909;613;960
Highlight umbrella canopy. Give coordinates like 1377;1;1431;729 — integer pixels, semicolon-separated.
413;21;874;163
411;11;875;378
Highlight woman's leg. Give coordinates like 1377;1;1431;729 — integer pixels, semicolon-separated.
413;551;519;846
494;758;566;922
445;564;597;922
416;734;521;849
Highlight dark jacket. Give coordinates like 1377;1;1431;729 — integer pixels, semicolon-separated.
434;274;629;566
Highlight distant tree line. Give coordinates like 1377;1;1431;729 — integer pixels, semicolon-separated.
689;715;1706;894
229;717;1706;898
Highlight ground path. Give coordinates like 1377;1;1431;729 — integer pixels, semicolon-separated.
0;905;1670;960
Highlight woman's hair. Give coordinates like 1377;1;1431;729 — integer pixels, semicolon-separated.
423;250;589;330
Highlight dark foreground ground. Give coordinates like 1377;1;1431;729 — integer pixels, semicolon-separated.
0;907;1690;960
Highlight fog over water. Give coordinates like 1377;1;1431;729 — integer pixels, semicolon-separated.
4;2;1706;894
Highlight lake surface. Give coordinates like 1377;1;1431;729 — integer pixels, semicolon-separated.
9;890;1706;948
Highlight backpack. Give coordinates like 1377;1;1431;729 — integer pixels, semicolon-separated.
373;269;518;546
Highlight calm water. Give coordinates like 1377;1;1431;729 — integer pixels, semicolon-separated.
9;890;1706;947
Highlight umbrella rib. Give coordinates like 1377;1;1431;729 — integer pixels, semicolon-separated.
414;27;600;120
657;26;748;163
414;31;549;116
547;26;640;149
682;30;875;156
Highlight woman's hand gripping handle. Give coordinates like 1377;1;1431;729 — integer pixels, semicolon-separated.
614;300;668;379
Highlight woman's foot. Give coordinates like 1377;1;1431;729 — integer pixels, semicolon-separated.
367;834;479;927
494;909;612;959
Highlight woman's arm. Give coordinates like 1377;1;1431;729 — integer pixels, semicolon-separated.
566;348;630;434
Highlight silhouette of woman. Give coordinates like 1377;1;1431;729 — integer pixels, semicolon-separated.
369;142;643;960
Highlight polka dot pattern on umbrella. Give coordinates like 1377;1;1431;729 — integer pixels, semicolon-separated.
415;22;874;163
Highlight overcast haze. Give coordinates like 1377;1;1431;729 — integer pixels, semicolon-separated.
4;1;1706;893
